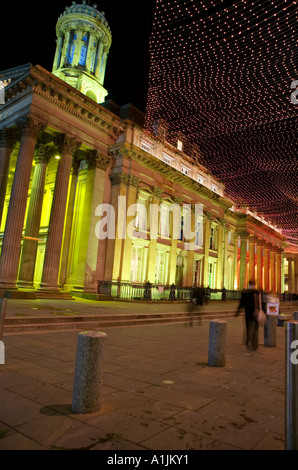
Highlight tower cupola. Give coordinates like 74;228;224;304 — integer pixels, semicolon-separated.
52;1;112;104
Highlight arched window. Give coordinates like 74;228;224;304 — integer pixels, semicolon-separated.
79;35;89;66
67;32;76;64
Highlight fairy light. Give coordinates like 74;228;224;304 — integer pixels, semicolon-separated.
145;0;298;246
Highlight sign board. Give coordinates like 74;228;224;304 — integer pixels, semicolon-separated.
267;302;279;315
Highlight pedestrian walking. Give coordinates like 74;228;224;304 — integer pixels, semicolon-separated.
235;280;261;352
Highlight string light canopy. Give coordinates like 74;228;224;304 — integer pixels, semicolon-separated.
145;0;298;248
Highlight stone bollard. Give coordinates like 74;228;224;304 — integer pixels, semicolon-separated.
264;314;277;347
208;320;227;367
71;331;107;414
0;298;7;341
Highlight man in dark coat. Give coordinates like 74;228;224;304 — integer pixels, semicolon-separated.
235;280;260;351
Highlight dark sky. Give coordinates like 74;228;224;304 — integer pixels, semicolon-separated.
1;0;156;113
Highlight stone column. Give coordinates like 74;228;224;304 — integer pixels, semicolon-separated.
276;248;282;294
0;128;15;225
233;232;238;290
288;258;294;294
53;33;63;71
256;239;264;291
61;29;71;66
86;31;96;70
264;243;271;292
147;187;163;283
202;212;211;287
95;41;104;78
271;247;277;293
249;236;256;283
0;116;43;289
99;50;108;84
239;232;249;291
18;144;52;286
216;220;224;289
59;157;81;287
40;135;80;290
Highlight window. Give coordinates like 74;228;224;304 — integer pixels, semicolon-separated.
208;263;216;288
159;205;170;238
155;251;166;284
210;226;216;250
79;35;89;66
177;139;183;151
141;141;153;153
131;246;144;283
135;199;147;231
162;153;172;165
181;165;190;176
193;259;201;286
195;219;202;246
67;33;76;64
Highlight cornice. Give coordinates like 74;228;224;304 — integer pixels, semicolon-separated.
116;143;233;211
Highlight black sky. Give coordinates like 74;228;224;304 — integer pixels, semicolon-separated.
1;0;156;113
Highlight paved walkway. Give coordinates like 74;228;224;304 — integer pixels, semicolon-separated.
0;299;293;452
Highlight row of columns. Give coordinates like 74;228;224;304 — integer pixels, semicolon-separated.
53;26;109;83
0;115;106;292
237;231;283;293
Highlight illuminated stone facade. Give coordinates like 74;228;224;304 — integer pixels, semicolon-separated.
0;3;296;300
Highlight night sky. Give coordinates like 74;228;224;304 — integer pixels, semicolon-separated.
1;0;156;113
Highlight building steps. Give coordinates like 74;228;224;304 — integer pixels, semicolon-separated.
3;310;240;334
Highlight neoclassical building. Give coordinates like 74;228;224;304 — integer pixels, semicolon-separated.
0;2;296;300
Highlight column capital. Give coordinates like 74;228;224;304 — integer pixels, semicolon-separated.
218;217;226;227
34;144;55;164
204;211;213;221
54;134;81;156
151;186;164;199
128;175;140;188
172;195;183;205
87;150;111;171
257;238;265;246
0;127;18;149
249;235;258;243
236;230;249;239
110;172;129;186
16;116;46;139
264;242;272;250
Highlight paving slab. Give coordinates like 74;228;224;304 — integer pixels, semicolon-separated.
0;301;296;455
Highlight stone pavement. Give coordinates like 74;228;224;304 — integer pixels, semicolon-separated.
0;299;292;452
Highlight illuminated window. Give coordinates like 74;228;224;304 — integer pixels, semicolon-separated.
135;198;147;231
155;251;166;284
181;165;190;176
177;139;183;151
131;246;144;283
79;35;89;66
159;204;170;238
193;259;201;286
162;153;172;165
141;141;153;153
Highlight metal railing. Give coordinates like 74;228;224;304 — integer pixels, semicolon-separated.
97;281;242;302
